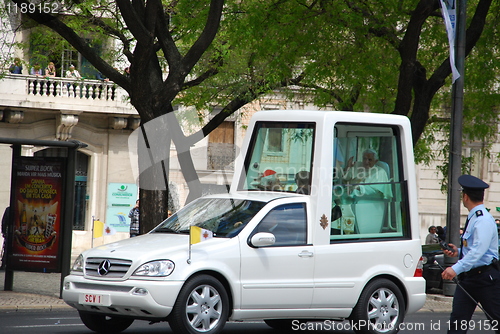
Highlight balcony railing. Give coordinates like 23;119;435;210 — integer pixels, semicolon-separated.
27;76;118;101
0;73;135;115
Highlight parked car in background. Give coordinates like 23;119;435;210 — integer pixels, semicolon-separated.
421;244;444;293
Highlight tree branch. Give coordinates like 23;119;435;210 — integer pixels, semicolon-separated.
116;0;153;43
154;1;182;67
182;0;225;73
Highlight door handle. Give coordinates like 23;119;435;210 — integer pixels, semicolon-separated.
298;250;314;258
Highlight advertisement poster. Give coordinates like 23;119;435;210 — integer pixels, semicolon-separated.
105;183;138;233
10;157;65;272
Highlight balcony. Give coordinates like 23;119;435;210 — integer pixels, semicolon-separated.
0;73;136;116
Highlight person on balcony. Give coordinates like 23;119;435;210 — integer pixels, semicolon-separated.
30;63;43;76
9;58;23;74
45;62;57;77
65;64;81;96
95;72;110;99
65;64;81;78
29;63;45;94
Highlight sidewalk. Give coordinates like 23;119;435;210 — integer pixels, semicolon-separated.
0;269;70;310
0;269;453;312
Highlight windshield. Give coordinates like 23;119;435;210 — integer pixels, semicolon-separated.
151;198;266;238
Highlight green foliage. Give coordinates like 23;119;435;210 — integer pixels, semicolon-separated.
2;0;500;188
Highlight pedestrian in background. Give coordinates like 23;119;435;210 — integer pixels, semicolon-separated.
436;225;446;242
128;199;140;237
441;175;500;333
425;226;439;244
1;207;10;269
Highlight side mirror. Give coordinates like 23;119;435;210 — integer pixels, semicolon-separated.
250;232;276;247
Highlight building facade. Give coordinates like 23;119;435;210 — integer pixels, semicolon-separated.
1;73;500;265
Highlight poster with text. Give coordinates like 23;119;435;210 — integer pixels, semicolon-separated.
10;157;65;272
105;183;138;233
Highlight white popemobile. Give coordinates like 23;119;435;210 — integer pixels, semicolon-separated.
63;110;426;334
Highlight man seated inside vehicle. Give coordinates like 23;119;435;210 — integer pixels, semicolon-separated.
341;149;392;234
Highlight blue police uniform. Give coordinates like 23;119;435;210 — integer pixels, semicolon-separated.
448;175;500;334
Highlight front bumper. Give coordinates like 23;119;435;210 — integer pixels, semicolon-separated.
62;274;184;319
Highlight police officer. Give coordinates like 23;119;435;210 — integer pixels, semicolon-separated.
442;175;500;333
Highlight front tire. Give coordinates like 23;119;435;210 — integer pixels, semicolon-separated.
78;311;134;333
350;279;405;334
168;275;229;334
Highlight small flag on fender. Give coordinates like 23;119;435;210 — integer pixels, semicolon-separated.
190;226;213;245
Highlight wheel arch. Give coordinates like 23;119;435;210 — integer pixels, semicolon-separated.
362;274;408;313
184;270;235;318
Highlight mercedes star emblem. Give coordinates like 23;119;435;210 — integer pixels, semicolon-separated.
97;260;111;276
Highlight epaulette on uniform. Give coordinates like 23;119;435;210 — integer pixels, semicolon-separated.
475;210;483;217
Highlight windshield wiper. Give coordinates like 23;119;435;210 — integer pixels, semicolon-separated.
153;227;180;234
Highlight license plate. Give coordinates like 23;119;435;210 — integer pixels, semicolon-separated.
79;293;111;306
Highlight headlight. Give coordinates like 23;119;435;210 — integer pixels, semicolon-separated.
71;254;84;272
421;255;428;265
133;260;175;277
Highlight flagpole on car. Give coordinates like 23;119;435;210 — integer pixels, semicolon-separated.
187;226;193;264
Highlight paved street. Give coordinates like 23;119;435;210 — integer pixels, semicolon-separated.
0;269;454;312
6;270;499;333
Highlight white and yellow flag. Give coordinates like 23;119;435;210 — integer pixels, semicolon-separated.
93;220;104;238
190;226;213;245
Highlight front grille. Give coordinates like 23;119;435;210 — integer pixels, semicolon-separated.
85;258;132;278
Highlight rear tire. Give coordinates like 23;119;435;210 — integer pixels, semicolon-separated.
349;279;405;334
168;275;229;334
78;311;134;333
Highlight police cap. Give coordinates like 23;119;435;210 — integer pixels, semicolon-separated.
458;175;489;191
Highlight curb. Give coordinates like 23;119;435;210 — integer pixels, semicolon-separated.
426;294;454;302
0;304;72;311
0;291;71;311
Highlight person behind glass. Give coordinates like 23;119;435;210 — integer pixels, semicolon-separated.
425;225;439;244
441;175;500;333
128;199;140;237
341;149;392;234
343;149;390;193
295;171;311;195
9;58;22;74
